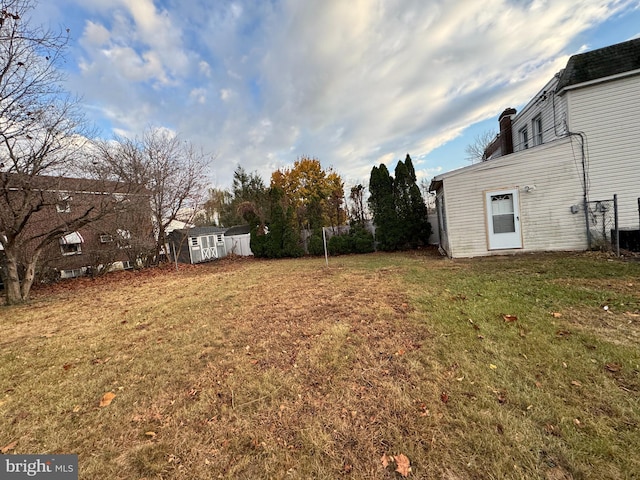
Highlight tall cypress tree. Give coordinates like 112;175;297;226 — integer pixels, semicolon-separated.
404;154;431;247
368;155;432;251
394;159;413;248
404;153;417;182
368;164;396;251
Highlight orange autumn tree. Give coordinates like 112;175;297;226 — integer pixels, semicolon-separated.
270;157;346;232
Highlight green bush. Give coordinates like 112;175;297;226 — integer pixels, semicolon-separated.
307;234;324;256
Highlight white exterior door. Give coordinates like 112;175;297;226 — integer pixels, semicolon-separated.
486;189;522;250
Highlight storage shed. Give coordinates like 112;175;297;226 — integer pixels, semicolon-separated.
223;224;253;256
168;227;227;264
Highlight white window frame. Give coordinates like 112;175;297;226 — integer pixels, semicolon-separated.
485;188;522;250
56;194;72;213
532;115;543;146
519;127;529;150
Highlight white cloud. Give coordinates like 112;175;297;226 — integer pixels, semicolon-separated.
62;0;639;188
82;21;110;46
190;88;208;104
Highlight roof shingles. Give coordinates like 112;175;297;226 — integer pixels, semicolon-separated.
556;37;640;91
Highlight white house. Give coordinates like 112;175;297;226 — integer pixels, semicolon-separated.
429;38;640;258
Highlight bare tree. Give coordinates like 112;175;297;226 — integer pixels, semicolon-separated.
465;130;498;164
348;184;368;225
94;129;209;263
0;0;111;304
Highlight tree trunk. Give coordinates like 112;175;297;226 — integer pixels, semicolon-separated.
4;248;24;305
2;246;41;305
20;249;41;302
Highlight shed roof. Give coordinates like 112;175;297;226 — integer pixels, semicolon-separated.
174;226;227;237
224;224;251;236
556;37;640;91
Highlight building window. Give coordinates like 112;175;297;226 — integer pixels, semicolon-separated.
519;127;529;150
60;243;82;256
59;231;84;256
532;115;543;146
100;234;114;243
216;234;223;244
190;237;199;246
56;194;72;213
60;268;86;279
116;229;132;248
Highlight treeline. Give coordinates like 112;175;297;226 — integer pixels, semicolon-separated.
201;154;430;258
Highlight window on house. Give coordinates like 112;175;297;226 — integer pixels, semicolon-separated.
190;237;199;246
216;234;223;244
519;127;529;150
59;231;84;256
116;229;132;248
532;115;543;146
56;194;72;213
100;234;114;243
60;267;86;279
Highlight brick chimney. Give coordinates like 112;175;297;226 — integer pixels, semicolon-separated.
498;108;516;156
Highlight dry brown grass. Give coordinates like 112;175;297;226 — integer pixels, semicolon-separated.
1;251;639;479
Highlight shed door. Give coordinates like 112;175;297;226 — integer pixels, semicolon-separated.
486;189;522;250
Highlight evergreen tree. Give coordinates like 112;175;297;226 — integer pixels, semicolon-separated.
368;155;432;251
368;164;396;251
404;153;431;248
394;160;413;248
247;187;302;258
404;153;417;182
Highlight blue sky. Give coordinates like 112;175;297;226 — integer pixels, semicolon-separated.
35;0;640;190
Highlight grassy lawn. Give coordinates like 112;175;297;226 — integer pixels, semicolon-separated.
1;251;639;479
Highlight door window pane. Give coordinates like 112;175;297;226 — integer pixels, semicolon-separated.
492;194;515;233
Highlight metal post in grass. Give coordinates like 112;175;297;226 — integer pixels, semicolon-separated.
322;226;329;267
614;194;619;257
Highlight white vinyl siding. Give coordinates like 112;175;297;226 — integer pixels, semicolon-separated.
435;138;586;258
511;75;568;152
565;73;640;229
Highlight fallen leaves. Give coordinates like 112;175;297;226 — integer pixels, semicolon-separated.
381;453;412;477
440;392;449;404
502;314;518;323
99;392;116;407
91;357;111;365
605;363;622;373
1;440;17;453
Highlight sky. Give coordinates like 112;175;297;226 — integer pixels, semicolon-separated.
34;0;640;191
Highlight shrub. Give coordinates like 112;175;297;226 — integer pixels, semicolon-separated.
307;233;324;256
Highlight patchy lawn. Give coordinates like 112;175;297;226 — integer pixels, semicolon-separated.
1;251;639;479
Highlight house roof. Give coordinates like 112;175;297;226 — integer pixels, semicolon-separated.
2;172;148;196
556;37;640;91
